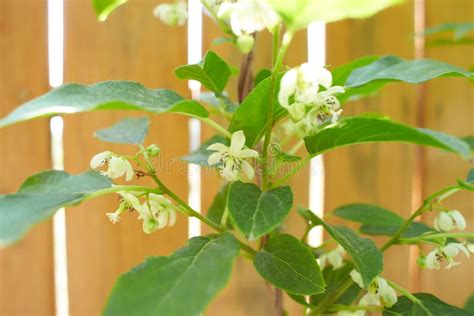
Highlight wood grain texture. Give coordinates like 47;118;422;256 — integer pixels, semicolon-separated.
63;1;189;314
0;0;55;315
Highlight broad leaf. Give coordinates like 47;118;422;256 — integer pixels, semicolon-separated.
0;81;208;128
384;293;471;316
181;135;229;166
313;216;383;287
95;117;150;145
174;51;231;94
265;0;403;31
462;136;474;151
207;184;230;227
346;56;472;88
360;222;433;239
227;181;293;240
333;204;404;227
93;0;127;21
254;234;326;295
104;233;240;316
0;170;112;246
199;92;238;113
304;115;471;159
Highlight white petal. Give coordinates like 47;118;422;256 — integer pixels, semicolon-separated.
324;85;345;95
157;211;169;229
279;69;297;106
217;2;233;19
379;283;397;308
445;243;470;258
90;151;110;169
359;293;380;306
124;159;134;181
437;211;454;232
207;152;223;166
236;149;259;159
230;130;246;154
288;102;306;121
350;269;364;288
314;67;333;88
168;209;177;227
207;143;229;153
425;249;440;270
107;157;127;179
449;210;466;230
242;160;255;179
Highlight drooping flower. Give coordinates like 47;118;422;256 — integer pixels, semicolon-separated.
350;270;398;309
148;193;177;229
207;130;259;181
433;210;466;232
90;151;134;181
319;245;346;270
153;2;188;26
424;243;470;270
106;192;143;224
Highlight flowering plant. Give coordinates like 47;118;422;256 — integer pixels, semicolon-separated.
0;0;473;315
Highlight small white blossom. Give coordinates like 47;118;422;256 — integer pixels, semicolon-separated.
425;242;470;270
434;210;466;232
90;151;134;181
467;243;474;254
350;270;398;308
106;192;142;224
228;0;280;36
207;130;259;181
319;245;346;270
148;193;177;229
153;2;188;26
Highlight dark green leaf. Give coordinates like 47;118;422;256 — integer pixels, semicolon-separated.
174;51;231;94
254;234;326;295
181;135;229;166
333;204;404;227
346;56;472;88
467;168;474;184
227;181;293;240
304;115;471;159
298;208;321;228
207;184;231;227
95;117;150;145
384;293;471;316
462;136;474;151
360;222;433;238
93;0;127;21
199;92;238;113
313;216;383;287
255;69;272;86
104;233;240;316
464;294;474;314
0;171;112;246
0;81;209;128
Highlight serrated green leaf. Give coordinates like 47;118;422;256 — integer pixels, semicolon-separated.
313;216;383;287
174;51;231;94
104;233;240;316
0;170;112;246
304;115;471;159
265;0;403;31
95;117;150;145
384;293;471;316
207;184;231;227
0;81;208;128
346;56;472;88
93;0;127;21
227;181;293;240
254;234;326;295
333;204;405;227
181;135;229;166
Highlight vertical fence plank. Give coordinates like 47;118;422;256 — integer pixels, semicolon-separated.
326;2;416;289
0;0;55;314
63;1;189;314
419;0;474;306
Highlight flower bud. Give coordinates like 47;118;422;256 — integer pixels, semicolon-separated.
237;34;255;54
146;144;161;157
153;2;188;26
143;218;159;234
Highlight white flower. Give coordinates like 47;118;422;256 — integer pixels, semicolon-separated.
148;193;177;229
425;243;470;270
207;130;259;181
228;0;280;36
467;243;474;254
106;192;143;224
153;2;188;26
320;245;346;270
350;270;397;308
350;269;365;288
434;210;466;232
90;151;134;181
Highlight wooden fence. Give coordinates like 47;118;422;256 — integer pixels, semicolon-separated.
0;0;472;315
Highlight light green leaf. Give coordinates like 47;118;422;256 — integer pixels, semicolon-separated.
0;81;208;128
384;293;471;316
313;216;383;287
227;181;293;240
207;184;231;227
174;51;231;94
93;0;127;21
104;233;240;316
423;22;474;40
181;135;229;166
333;204;405;227
254;234;326;295
0;170;112;246
95;117;150;145
346;56;473;88
304;115;471;159
265;0;403;31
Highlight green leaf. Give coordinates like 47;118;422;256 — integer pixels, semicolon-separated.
93;0;127;21
227;181;293;240
254;234;326;295
0;170;112;246
313;216;383;287
346;56;473;88
199;92;238;113
255;69;272;86
384;293;471;316
181;135;229;166
104;233;240;316
333;204;405;227
0;81;208;128
464;294;474;314
174;51;231;94
95;117;150;145
462;136;474;151
467;168;474;184
304;115;471;159
207;184;230;227
266;0;403;31
360;222;433;238
423;22;474;40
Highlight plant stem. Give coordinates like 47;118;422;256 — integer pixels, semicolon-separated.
310;277;354;315
200;117;232;137
387;280;432;316
400;232;474;244
86;185;164;200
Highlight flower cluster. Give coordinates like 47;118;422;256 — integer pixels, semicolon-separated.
207;130;259;181
90;151;134;181
153;2;188;26
434;209;466;232
423;242;470;270
106;192;177;234
319;245;346;270
278;63;345;136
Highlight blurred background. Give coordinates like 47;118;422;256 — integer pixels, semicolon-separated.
0;0;473;315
